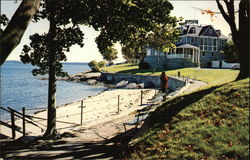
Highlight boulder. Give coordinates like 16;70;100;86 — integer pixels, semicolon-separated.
144;82;154;88
137;83;144;89
86;79;97;85
116;80;129;88
125;83;138;89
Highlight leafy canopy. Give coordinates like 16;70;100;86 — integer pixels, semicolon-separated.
20;0;84;76
20;0;179;76
101;46;118;64
0;14;9;34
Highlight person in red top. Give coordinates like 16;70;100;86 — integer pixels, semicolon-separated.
160;72;168;93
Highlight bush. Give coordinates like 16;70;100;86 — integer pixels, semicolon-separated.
88;60;100;72
98;60;107;68
139;60;150;69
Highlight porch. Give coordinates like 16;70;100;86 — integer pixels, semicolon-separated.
168;43;200;64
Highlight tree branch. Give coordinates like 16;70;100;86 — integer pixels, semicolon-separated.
216;0;231;24
0;0;41;65
216;0;239;49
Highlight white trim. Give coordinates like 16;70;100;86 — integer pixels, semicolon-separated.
200;25;220;37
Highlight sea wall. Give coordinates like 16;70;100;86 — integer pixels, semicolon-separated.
100;73;186;91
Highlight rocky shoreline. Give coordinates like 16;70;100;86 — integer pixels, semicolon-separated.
37;71;146;89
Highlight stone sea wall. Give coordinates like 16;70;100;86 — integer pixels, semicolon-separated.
100;73;186;91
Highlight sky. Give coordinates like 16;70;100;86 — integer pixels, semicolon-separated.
1;0;239;63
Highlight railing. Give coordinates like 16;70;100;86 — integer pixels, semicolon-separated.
0;101;87;141
0;77;195;142
166;54;192;59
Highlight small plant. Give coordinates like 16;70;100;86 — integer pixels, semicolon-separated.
88;60;107;72
88;60;100;72
98;60;107;68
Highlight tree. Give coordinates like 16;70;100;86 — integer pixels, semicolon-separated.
4;0;179;138
0;14;9;34
122;45;137;63
101;46;118;65
0;0;41;65
216;0;249;80
20;0;84;137
122;45;146;63
223;40;239;62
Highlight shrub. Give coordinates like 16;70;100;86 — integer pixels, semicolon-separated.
139;60;150;69
98;60;107;68
88;60;100;72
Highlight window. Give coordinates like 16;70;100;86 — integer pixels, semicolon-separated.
209;29;213;35
194;37;198;44
204;46;208;51
202;52;206;57
213;39;217;46
191;37;194;43
211;52;215;57
208;38;212;45
151;49;155;55
204;38;208;45
180;36;185;42
213;46;217;51
208;46;212;51
200;38;204;45
189;27;196;34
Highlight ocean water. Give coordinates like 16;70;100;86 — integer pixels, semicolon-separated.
0;61;105;120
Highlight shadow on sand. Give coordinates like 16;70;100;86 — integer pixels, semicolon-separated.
1;128;137;160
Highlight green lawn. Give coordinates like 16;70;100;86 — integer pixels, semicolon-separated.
127;78;249;160
103;63;239;85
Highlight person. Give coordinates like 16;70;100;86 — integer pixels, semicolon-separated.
160;72;168;93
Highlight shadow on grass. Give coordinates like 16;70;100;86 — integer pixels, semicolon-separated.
2;128;138;160
137;85;222;135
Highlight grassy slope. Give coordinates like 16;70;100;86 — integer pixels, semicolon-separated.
103;64;239;85
128;78;249;160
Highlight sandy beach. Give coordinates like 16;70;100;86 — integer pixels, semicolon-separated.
1;88;157;140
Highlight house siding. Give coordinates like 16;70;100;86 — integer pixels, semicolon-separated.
144;20;228;69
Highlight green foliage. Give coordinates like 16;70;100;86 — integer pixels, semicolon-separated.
101;46;118;64
88;60;107;72
88;60;100;72
98;60;107;68
128;78;249;160
223;40;239;63
0;14;9;34
122;45;137;63
20;0;84;77
122;45;146;63
88;0;180;53
139;60;150;69
20;0;179;76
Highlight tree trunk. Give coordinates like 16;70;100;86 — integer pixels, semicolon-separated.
236;0;249;80
216;0;249;80
0;0;41;65
43;16;58;138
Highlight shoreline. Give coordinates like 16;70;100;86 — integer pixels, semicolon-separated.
1;88;157;139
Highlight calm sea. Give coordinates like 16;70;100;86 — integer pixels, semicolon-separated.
0;61;105;120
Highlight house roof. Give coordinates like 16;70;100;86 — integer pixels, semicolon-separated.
176;43;200;49
179;23;228;39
